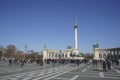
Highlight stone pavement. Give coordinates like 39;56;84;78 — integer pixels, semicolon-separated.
0;63;120;80
0;62;62;76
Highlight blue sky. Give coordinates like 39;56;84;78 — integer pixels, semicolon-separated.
0;0;120;53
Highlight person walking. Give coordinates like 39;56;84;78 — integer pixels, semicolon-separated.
20;59;24;67
103;60;107;72
116;60;119;66
107;60;111;71
9;58;12;65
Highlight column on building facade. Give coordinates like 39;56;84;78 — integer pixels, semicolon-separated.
56;52;58;59
53;52;55;59
102;53;104;59
116;50;119;60
103;51;106;59
106;50;110;59
51;52;53;59
112;50;114;60
111;50;113;60
48;52;50;59
47;52;49;59
103;53;104;59
50;52;52;59
64;53;66;59
104;53;106;59
113;50;116;60
107;50;109;60
65;53;68;59
115;50;118;60
63;53;65;59
57;53;58;59
62;53;64;59
62;53;63;59
57;53;59;59
105;53;107;59
52;52;54;59
99;50;101;60
115;50;117;59
102;52;104;59
49;52;51;59
66;53;68;59
111;50;113;59
99;53;101;60
55;53;57;59
53;52;56;59
109;50;112;60
60;54;62;59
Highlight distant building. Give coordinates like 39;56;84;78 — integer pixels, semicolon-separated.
42;46;84;61
43;47;72;60
93;43;120;60
42;19;84;61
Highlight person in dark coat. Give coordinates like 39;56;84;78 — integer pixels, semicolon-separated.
107;61;111;71
116;60;119;66
9;58;12;65
103;60;107;72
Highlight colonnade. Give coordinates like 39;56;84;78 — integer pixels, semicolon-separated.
99;48;120;60
46;52;68;59
43;49;72;60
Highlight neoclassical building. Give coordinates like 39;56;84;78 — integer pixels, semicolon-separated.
42;46;84;61
93;43;120;60
42;20;84;61
43;46;71;60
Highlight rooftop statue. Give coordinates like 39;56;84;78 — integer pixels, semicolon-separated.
67;45;72;49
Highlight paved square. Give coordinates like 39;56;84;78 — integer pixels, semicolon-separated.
0;63;120;80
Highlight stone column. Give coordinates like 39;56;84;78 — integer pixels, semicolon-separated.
116;50;119;60
74;19;79;55
50;52;52;59
57;54;59;59
102;52;103;60
113;50;116;60
109;50;112;60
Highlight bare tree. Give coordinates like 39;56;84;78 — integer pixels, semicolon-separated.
84;53;93;60
5;44;16;58
15;50;24;59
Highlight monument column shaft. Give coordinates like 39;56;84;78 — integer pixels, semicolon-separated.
73;19;79;55
74;27;78;49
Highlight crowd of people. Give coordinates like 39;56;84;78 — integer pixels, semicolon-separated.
41;59;83;66
0;58;34;67
92;59;119;72
0;58;84;67
0;58;120;71
8;58;34;67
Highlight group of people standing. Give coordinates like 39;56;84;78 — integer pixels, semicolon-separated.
8;58;34;67
103;60;111;72
92;59;119;72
